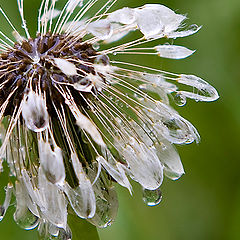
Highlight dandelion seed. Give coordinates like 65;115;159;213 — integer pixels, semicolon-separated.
0;0;218;239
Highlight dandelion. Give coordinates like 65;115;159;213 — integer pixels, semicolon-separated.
0;0;219;239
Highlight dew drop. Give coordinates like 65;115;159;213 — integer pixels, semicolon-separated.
174;93;187;106
142;188;162;206
14;207;39;230
92;43;100;51
21;21;26;29
189;24;199;32
105;0;114;11
88;187;118;228
95;54;109;65
79;0;84;7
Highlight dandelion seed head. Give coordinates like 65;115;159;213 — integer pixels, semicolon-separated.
0;0;218;238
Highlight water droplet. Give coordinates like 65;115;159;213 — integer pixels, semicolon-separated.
189;24;199;31
166;172;182;181
89;198;114;228
174;93;187;106
88;186;118;228
79;0;84;7
95;54;109;65
142;188;162;206
92;43;100;51
105;0;114;11
14;207;39;230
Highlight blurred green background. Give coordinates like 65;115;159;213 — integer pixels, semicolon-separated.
0;0;239;240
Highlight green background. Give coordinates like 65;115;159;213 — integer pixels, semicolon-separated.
0;0;239;240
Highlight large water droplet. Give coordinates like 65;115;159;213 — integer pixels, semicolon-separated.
14;207;39;230
88;186;118;228
94;54;110;65
142;188;162;206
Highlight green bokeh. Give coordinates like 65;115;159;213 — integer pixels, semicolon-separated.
0;0;239;239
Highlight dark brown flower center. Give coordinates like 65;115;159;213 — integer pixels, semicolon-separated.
0;33;108;116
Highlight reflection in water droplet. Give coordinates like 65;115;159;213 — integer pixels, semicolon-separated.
88;186;118;228
142;188;162;206
14;207;39;230
95;198;113;228
174;93;187;106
